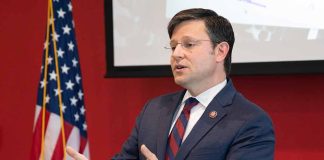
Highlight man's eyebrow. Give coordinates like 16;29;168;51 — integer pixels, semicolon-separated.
170;36;194;43
169;40;177;44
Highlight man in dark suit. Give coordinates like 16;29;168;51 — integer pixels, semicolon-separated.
67;8;275;160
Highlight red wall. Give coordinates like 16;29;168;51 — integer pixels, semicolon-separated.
1;0;324;159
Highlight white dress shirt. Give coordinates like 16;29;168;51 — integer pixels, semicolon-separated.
168;79;227;141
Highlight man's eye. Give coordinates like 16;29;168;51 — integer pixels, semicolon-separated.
169;44;177;50
183;42;195;49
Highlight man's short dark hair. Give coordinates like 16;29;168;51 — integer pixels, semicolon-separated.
168;8;235;76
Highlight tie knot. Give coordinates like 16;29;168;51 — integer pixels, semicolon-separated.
183;97;199;113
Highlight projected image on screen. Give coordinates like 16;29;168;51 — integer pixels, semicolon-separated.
106;0;324;76
166;0;324;63
167;0;324;29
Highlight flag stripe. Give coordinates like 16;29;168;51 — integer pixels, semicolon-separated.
66;126;80;160
51;132;64;160
80;135;88;154
51;122;73;160
31;108;51;160
33;105;42;131
66;127;80;152
44;114;62;159
82;142;90;158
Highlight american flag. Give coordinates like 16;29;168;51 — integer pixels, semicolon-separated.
31;0;90;159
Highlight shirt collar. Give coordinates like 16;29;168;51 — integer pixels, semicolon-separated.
182;79;227;108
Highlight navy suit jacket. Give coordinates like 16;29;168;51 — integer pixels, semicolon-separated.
112;80;275;160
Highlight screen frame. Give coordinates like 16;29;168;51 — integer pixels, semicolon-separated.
104;0;324;77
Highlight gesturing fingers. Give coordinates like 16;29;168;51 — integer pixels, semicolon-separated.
140;144;158;160
66;146;88;160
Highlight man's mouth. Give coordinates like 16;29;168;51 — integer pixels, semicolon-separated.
174;64;187;71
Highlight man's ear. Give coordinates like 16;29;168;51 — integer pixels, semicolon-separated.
214;42;229;62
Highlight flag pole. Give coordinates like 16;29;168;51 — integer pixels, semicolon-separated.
49;0;67;159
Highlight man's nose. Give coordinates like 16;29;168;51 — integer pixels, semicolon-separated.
171;44;184;60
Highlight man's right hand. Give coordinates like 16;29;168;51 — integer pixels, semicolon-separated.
67;144;158;160
66;146;88;160
140;144;158;160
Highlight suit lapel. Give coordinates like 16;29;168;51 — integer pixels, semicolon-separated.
156;91;185;160
175;80;237;160
175;101;227;160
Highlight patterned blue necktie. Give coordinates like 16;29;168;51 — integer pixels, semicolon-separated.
165;97;199;160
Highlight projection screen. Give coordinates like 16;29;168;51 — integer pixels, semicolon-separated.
105;0;324;77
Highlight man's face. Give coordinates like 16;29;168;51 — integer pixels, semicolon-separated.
170;20;220;93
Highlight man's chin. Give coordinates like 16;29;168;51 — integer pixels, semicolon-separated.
174;76;187;87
